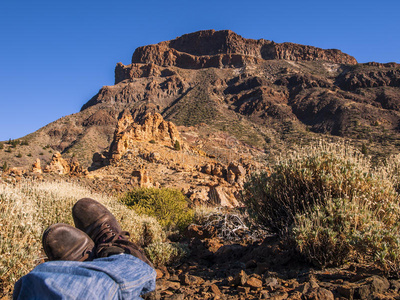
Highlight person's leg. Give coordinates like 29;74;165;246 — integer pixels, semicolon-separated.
14;199;156;299
72;198;153;266
13;254;156;300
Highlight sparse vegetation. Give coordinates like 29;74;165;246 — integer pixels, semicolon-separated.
174;140;181;151
121;187;194;231
16;152;22;158
0;179;176;295
0;143;3;150
144;242;189;267
244;141;400;275
149;140;156;144
2;161;8;172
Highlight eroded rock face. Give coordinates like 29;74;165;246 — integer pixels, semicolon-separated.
44;153;87;176
109;112;182;161
128;30;357;73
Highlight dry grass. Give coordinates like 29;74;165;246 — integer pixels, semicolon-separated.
0;178;163;296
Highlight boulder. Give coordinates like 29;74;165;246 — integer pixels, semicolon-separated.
131;169;153;188
32;158;42;174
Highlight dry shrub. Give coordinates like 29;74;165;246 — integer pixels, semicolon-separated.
0;179;164;296
144;242;189;267
244;141;400;274
243;141;396;233
193;206;268;243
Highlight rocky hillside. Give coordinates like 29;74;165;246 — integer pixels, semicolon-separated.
1;30;400;202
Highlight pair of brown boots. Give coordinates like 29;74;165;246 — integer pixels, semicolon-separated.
42;198;152;266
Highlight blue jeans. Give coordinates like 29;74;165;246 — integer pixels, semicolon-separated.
13;254;156;300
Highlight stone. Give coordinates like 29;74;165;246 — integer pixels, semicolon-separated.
226;169;235;184
209;185;240;207
43;152;70;174
32;158;42;173
232;270;248;286
210;284;221;296
131;169;153;187
337;285;354;299
43;152;87;176
179;274;205;286
155;269;164;279
390;279;400;293
369;276;390;294
246;277;263;289
269;291;289;300
265;277;280;292
304;288;334;300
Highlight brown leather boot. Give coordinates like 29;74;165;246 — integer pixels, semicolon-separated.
42;223;95;261
72;198;153;267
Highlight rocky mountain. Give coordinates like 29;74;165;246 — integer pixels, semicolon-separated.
1;29;400;204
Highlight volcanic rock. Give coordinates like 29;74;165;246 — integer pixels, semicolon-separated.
109;112;182;162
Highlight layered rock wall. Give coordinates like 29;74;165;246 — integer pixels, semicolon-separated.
130;30;357;71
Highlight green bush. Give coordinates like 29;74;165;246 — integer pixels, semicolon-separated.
174;140;181;151
16;153;22;158
0;143;3;150
121;188;193;231
243;142;400;273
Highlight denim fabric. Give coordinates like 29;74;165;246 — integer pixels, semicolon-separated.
13;254;156;300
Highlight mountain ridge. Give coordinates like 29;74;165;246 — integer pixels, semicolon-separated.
1;30;400;177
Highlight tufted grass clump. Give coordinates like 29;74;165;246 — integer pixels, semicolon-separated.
121;187;194;231
0;179;165;297
243;141;400;274
144;242;189;267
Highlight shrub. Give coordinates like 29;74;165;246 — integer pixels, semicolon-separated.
243;142;396;234
16;153;22;158
0;143;3;150
243;141;400;273
174;140;181;151
2;162;8;172
294;196;400;273
20;140;29;146
121;188;193;231
144;242;189;267
39;152;44;155
149;140;156;144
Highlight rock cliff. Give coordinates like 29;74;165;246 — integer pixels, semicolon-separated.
129;30;357;72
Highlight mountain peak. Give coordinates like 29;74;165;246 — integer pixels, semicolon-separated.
131;29;357;68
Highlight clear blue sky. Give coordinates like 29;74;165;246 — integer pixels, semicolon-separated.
1;0;399;141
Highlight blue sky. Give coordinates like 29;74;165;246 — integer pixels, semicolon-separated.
0;0;399;141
